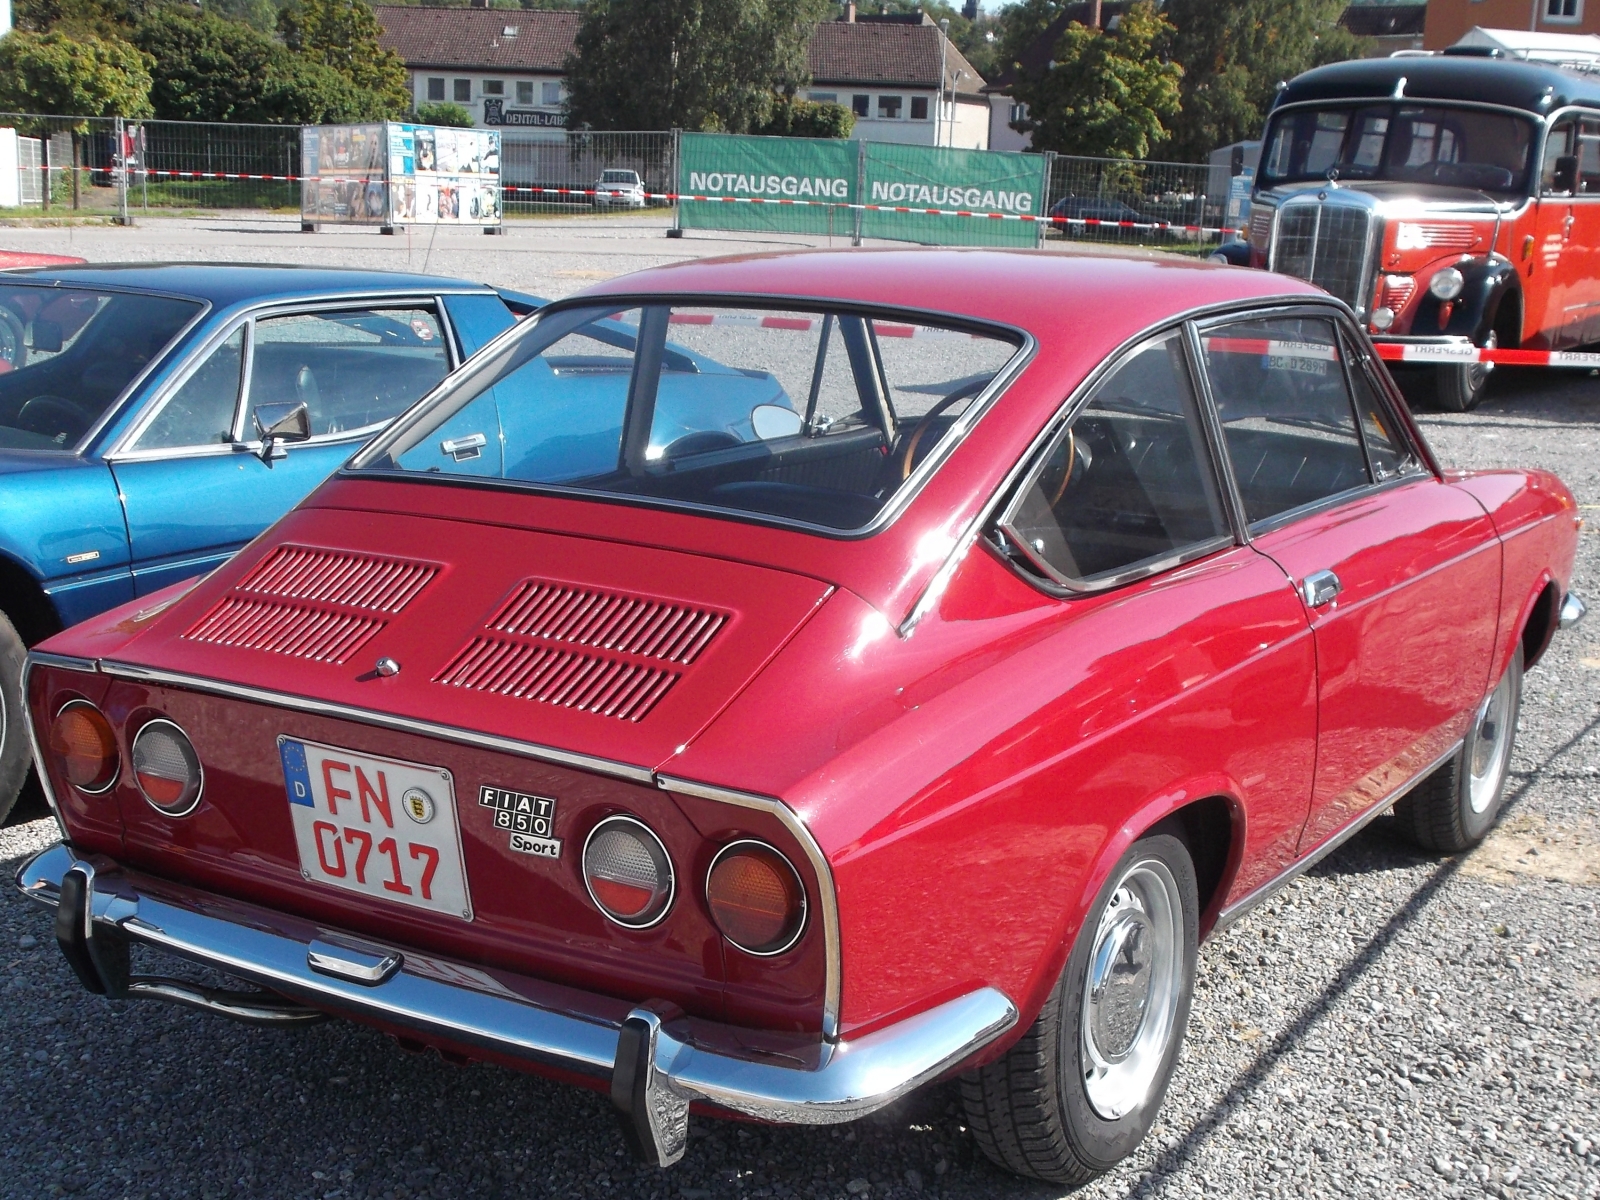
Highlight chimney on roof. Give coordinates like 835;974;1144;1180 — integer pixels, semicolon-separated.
845;0;855;19
1086;0;1101;28
470;0;488;7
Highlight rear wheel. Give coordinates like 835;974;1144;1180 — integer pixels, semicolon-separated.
1395;646;1522;852
961;833;1198;1185
0;610;31;825
1433;330;1496;412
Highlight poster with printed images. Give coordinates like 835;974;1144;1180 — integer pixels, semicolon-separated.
301;122;501;228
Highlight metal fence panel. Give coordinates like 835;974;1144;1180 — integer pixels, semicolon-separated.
1041;154;1223;247
501;130;675;217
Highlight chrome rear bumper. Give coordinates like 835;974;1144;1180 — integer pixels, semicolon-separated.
16;843;1016;1166
1561;591;1586;630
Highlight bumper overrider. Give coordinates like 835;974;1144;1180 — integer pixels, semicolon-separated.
16;842;1017;1167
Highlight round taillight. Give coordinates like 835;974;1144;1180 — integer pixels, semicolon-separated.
706;841;806;955
131;720;203;816
582;816;674;928
48;701;118;793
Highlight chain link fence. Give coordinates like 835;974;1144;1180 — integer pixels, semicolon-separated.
1041;154;1223;248
501;130;675;216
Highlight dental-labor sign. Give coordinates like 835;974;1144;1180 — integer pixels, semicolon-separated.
677;133;1047;247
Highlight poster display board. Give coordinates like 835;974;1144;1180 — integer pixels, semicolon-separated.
677;132;856;237
301;123;501;230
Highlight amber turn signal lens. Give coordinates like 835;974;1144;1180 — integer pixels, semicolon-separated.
706;841;806;955
131;720;203;816
48;701;119;793
583;816;674;928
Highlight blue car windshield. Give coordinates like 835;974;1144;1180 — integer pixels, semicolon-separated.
353;302;1022;532
0;285;200;450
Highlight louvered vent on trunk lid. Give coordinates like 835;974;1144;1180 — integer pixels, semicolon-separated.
434;581;728;722
182;545;439;664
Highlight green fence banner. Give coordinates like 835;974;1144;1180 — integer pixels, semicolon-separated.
678;132;857;236
860;142;1047;248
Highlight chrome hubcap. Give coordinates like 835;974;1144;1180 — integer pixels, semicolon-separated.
1469;330;1497;391
1080;859;1182;1120
1468;666;1516;814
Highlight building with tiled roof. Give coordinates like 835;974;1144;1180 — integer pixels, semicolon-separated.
376;4;988;146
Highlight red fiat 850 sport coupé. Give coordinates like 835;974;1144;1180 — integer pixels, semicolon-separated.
17;250;1585;1185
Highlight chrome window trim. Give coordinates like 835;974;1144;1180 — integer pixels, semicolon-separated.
903;293;1329;627
345;292;1037;544
706;839;808;957
656;773;842;1042
92;660;658;785
993;328;1237;595
107;293;467;461
19;656;71;841
1336;324;1431;484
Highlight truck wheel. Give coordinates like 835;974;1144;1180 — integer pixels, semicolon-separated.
1433;331;1496;412
1395;647;1522;853
0;610;32;825
961;833;1198;1184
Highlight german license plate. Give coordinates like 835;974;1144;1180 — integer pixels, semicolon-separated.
279;737;473;921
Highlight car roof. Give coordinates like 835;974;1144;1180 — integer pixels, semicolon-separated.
0;262;495;307
573;248;1327;350
1276;55;1600;114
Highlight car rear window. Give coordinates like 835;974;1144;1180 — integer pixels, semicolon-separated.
352;302;1023;532
0;285;201;450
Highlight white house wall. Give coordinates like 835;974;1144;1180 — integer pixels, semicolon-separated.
410;69;568;135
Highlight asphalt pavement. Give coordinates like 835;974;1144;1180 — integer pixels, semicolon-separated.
0;217;1596;1200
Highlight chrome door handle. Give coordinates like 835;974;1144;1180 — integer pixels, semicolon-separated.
1300;570;1342;608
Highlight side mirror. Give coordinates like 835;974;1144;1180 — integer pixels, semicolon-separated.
750;404;804;440
1552;154;1579;195
31;320;63;353
252;401;310;466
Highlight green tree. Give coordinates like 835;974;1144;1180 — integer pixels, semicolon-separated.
133;7;390;123
1162;0;1364;161
412;100;476;127
279;0;410;115
1008;2;1180;159
753;95;854;138
0;29;153;116
565;0;828;132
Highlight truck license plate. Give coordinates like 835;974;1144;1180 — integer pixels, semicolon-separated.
279;737;473;921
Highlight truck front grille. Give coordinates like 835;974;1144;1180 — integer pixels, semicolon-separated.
1272;203;1375;313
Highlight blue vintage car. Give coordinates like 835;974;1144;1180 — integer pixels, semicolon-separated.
0;263;527;819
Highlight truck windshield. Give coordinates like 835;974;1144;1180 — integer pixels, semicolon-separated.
1260;104;1535;195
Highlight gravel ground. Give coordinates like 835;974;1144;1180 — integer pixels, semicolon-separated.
1;221;1597;1200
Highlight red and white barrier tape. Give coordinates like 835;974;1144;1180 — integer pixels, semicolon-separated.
1375;343;1600;369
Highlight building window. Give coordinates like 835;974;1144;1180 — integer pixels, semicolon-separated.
1009;102;1028;124
427;77;445;101
453;79;472;102
1545;0;1582;20
878;95;902;119
911;96;929;119
483;80;505;96
542;81;562;105
809;92;838;103
517;80;534;105
852;94;870;117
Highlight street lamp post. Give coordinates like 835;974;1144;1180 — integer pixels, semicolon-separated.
938;18;951;147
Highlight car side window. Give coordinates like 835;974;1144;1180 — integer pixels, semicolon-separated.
245;308;449;440
1201;315;1371;527
132;326;244;452
1000;331;1230;586
1345;351;1423;482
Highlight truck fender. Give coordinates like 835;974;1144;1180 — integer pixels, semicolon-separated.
1414;256;1521;345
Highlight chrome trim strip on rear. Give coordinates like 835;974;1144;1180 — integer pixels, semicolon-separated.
14;843;1015;1131
94;659;658;785
1213;739;1462;932
656;774;842;1042
27;651;101;674
18;656;71;840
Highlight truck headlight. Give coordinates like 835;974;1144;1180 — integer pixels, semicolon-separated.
1428;268;1465;301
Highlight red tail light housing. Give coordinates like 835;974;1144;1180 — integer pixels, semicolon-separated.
131;719;204;816
47;701;119;793
706;840;806;955
582;815;675;928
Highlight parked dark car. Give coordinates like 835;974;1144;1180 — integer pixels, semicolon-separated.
1047;196;1154;237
